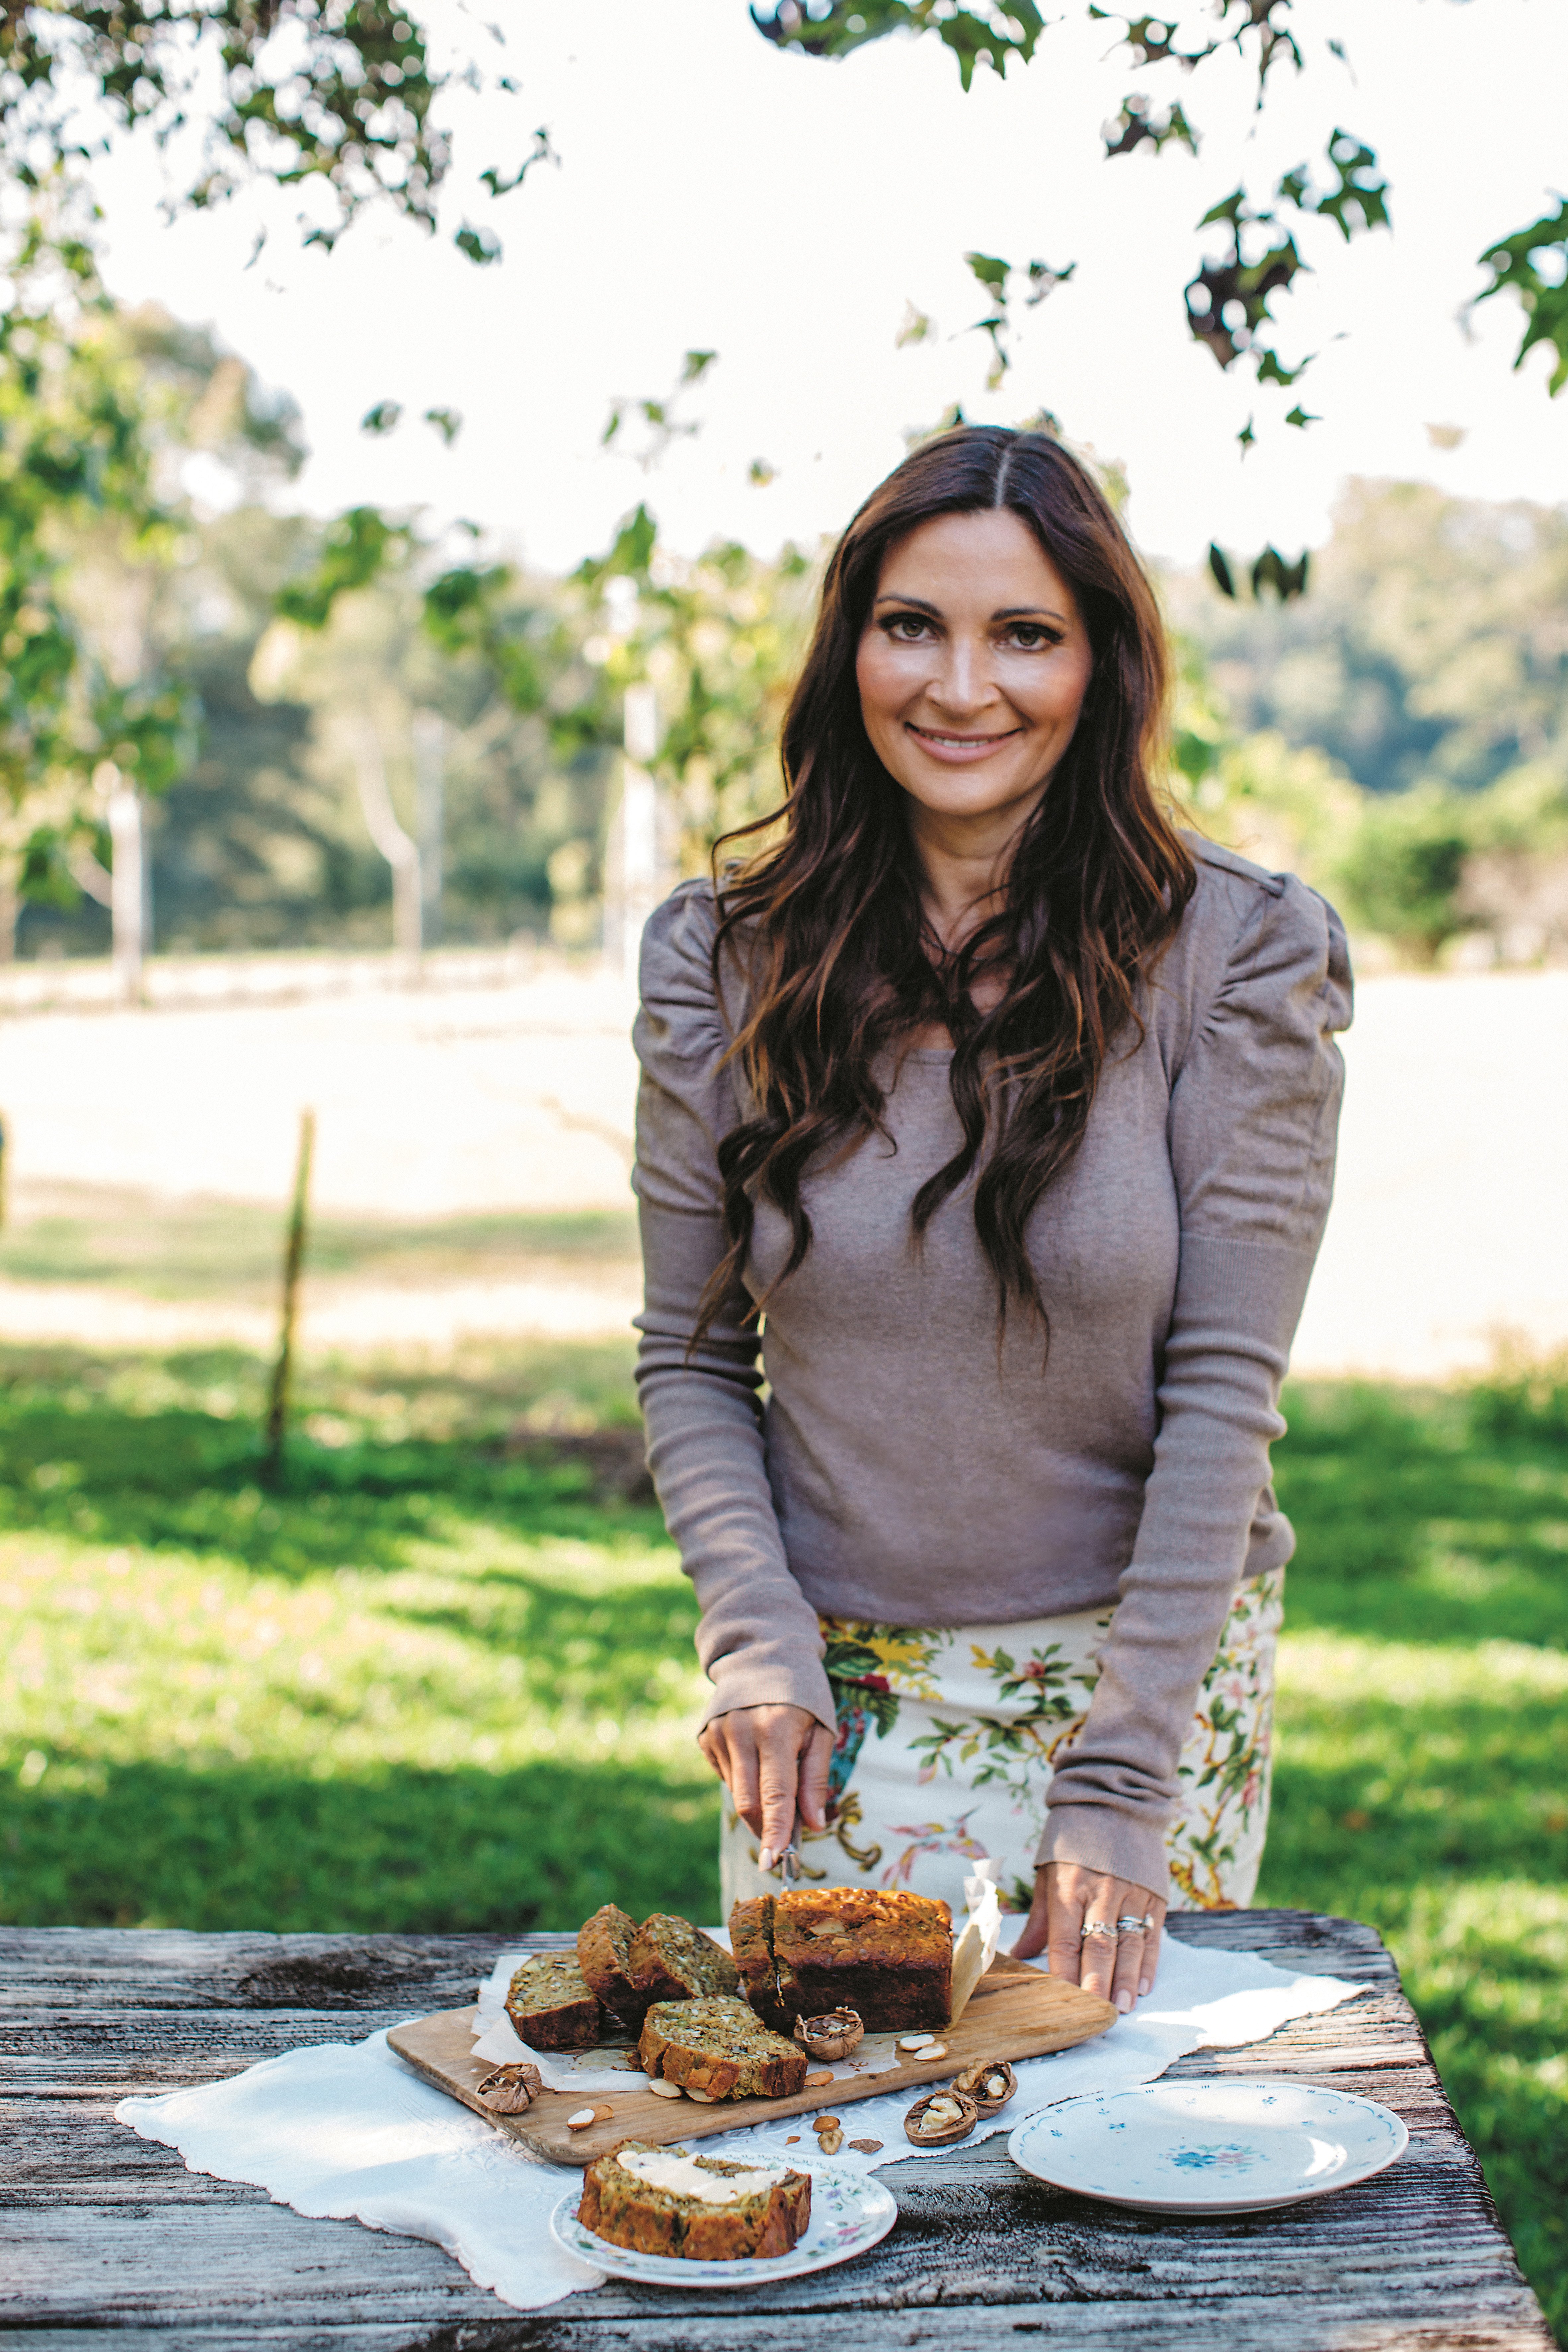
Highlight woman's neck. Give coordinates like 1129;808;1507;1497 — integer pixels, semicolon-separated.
909;807;1021;960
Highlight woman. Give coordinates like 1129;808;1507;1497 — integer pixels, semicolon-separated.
632;425;1350;2016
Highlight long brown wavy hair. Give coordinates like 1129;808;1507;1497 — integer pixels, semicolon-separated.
699;423;1195;1339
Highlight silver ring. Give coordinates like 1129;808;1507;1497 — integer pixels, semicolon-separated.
1116;1915;1155;1934
1080;1920;1119;1941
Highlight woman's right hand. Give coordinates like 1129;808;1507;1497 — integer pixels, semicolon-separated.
697;1704;835;1872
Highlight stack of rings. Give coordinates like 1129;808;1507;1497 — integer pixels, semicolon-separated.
1080;1914;1156;1940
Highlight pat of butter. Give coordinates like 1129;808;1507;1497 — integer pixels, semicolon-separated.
617;2150;791;2206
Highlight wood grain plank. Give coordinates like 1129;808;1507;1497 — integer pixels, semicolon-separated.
0;1915;1552;2350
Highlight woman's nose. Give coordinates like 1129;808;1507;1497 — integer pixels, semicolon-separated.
925;637;992;715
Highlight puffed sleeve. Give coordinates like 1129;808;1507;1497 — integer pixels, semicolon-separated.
633;881;835;1733
1038;866;1353;1896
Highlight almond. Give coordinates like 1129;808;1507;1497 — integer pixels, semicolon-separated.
648;2078;684;2100
849;2137;883;2154
566;2107;596;2130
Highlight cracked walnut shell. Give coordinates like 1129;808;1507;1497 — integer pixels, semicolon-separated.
793;2007;865;2061
952;2059;1016;2116
475;2062;544;2115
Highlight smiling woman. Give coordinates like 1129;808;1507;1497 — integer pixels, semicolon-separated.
631;425;1352;2020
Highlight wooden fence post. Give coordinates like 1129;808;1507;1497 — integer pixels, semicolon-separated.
263;1109;316;1487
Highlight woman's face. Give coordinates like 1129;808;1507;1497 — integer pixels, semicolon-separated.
855;508;1094;851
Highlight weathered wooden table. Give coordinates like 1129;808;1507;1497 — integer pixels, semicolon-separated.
1;1911;1552;2349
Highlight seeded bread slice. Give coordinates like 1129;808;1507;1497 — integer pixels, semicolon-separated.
627;1912;740;2004
504;1955;601;2050
731;1886;952;2032
637;1996;808;2099
577;1904;648;2027
579;2142;811;2260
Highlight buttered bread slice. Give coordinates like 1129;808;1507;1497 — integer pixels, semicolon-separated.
579;2141;811;2260
637;1995;807;2099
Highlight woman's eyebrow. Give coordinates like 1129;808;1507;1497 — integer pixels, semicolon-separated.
873;592;942;613
992;604;1069;623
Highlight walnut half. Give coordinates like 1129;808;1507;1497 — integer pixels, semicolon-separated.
952;2058;1016;2117
903;2089;980;2148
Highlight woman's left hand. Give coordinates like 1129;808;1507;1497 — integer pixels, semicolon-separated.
1011;1860;1165;2013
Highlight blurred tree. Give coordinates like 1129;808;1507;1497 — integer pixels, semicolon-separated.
0;2;529;270
0;220;302;956
570;505;818;878
1168;480;1568;798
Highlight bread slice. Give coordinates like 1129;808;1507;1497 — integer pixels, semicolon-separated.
504;1955;601;2050
577;1904;648;2027
637;1995;808;2099
579;2141;811;2260
730;1886;952;2032
627;1912;740;2004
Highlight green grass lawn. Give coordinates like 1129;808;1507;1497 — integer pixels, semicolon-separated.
0;1339;1563;2334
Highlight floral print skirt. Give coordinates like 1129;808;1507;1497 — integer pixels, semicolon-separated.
718;1568;1285;1919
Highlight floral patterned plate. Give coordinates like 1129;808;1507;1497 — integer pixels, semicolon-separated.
549;2160;898;2291
1008;2078;1408;2214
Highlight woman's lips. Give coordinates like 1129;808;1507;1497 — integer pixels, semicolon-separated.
905;721;1021;764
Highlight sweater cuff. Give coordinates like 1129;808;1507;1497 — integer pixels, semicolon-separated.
697;1656;836;1740
1035;1804;1172;1905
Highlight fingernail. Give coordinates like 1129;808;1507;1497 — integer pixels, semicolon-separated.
1115;1989;1132;2013
757;1847;774;1873
1139;1980;1153;1999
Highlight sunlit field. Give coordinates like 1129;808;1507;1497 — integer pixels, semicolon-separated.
0;1340;1562;2335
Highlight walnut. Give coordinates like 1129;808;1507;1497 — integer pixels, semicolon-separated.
475;2062;544;2115
952;2058;1016;2116
903;2089;980;2148
793;2007;865;2061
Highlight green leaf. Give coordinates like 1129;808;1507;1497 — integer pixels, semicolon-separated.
964;251;1011;298
479;130;558;200
1475;200;1568;397
1284;403;1319;428
454;225;502;267
360;401;402;435
1313;130;1390;242
275;508;408;631
423;408;462;446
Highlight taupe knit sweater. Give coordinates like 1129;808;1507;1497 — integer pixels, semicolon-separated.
632;840;1352;1895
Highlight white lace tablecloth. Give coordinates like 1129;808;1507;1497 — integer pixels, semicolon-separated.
117;1924;1368;2313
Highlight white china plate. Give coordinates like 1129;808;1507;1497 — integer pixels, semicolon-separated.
1008;2077;1408;2214
549;2159;898;2290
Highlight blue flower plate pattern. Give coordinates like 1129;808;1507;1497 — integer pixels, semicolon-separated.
1008;2077;1408;2214
549;2159;898;2291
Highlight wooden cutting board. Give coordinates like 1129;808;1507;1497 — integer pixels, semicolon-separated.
387;1953;1115;2166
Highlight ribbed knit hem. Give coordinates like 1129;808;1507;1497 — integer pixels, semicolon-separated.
696;1660;836;1740
1035;1803;1172;1905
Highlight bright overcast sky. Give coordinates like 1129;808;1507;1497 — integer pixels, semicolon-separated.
90;0;1568;576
